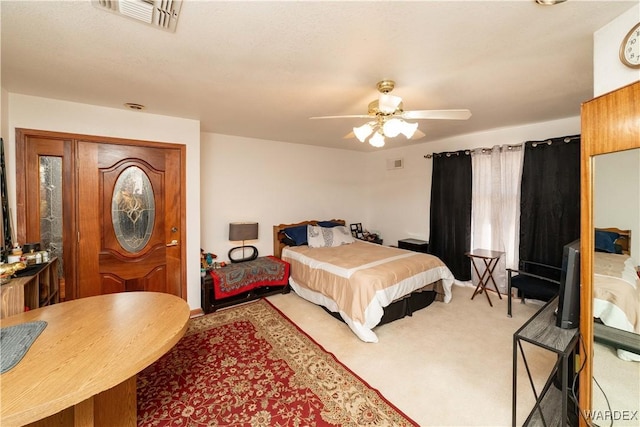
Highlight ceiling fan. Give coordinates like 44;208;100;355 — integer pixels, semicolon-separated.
310;80;472;147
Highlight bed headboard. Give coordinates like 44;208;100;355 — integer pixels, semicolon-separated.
596;227;631;255
272;219;346;259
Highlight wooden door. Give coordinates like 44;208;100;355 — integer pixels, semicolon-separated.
76;141;183;297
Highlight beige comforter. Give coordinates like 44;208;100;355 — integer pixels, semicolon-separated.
282;240;455;342
593;252;640;335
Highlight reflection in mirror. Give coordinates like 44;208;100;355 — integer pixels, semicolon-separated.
591;148;640;423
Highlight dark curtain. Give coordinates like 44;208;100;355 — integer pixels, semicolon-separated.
519;135;580;269
1;138;12;260
429;151;472;280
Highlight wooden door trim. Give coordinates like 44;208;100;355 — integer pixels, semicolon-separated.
15;128;187;302
16;129;76;300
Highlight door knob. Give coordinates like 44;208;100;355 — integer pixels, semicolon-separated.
166;240;179;247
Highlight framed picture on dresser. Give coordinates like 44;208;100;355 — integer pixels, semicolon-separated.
350;223;363;238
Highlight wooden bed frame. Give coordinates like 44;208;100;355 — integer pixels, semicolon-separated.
272;219;345;259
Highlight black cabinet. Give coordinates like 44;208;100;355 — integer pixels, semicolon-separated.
513;297;579;426
201;258;290;313
398;238;429;253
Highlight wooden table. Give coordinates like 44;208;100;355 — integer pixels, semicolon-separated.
466;249;504;307
0;292;190;427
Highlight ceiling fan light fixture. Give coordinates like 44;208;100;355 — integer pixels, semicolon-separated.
369;132;385;148
378;94;403;114
353;123;375;142
400;121;419;139
382;118;403;137
310;80;471;149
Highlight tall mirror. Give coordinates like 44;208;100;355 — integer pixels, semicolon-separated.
591;148;639;422
580;81;639;425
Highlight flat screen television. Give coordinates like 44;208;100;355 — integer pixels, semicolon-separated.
556;239;581;329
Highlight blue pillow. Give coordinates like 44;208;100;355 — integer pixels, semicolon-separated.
317;220;342;228
595;230;620;253
283;225;308;246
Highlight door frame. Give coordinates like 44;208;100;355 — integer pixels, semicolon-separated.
15;128;187;301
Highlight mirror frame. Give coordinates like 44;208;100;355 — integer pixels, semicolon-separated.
579;80;639;425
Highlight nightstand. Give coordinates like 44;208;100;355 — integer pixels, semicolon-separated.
398;238;429;253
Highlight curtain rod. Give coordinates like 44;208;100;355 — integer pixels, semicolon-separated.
423;144;521;159
423;134;580;158
529;134;580;147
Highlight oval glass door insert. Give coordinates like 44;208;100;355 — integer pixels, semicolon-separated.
112;166;155;253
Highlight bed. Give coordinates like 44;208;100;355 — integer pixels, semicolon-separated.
273;219;455;342
593;228;640;361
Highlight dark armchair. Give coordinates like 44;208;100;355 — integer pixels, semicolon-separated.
507;260;561;317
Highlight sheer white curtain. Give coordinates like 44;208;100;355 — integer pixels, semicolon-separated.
470;145;524;293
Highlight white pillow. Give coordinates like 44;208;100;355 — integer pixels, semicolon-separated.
307;225;355;248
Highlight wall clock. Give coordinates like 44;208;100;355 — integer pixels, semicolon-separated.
619;22;640;69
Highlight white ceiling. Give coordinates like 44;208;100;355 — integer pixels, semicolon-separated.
1;1;636;152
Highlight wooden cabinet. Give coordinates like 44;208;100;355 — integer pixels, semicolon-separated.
0;258;59;318
579;81;640;418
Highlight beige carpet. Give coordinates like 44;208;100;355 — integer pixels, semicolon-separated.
267;285;563;426
592;342;640;427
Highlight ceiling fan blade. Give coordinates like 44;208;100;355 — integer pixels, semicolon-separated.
409;129;426;140
310;115;372;120
401;109;472;120
343;131;355;139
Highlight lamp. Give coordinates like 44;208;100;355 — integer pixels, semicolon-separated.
399;121;418;138
378;94;403;114
228;222;259;263
382;118;403;137
369;131;386;148
353;122;375;142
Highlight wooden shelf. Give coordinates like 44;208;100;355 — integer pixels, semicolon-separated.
1;258;59;318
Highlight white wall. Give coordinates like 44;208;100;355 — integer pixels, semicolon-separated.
593;4;640;97
5;94;203;310
363;117;581;247
593;150;640;261
200;133;368;260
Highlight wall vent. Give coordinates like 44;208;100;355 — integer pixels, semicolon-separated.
93;0;182;33
386;158;404;170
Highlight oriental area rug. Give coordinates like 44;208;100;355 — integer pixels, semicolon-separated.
137;299;417;427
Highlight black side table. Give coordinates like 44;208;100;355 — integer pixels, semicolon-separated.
513;297;579;426
398;238;429;253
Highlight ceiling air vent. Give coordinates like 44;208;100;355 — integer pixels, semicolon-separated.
93;0;182;33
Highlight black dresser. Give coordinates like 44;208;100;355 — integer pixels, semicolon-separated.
398;238;429;253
